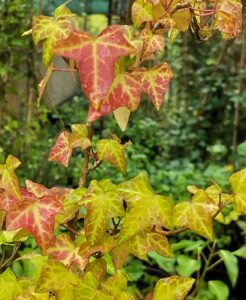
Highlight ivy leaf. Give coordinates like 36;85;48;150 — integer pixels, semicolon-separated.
25;180;51;198
32;10;74;66
54;26;135;109
89;71;142;122
0;155;22;200
216;0;242;39
230;168;246;214
173;200;214;240
134;63;173;110
97;138;127;173
208;280;229;300
172;9;192;32
47;233;88;271
219;250;238;287
69;124;91;149
54;1;75;19
118;174;173;243
101;271;135;300
49;131;72;167
140;28;164;58
0;268;19;300
112;232;173;269
37;64;53;105
36;260;79;294
113;107;131;131
75;272;113;300
0;191;19;211
81;179;124;245
132;0;154;27
6;191;63;253
153;276;195;300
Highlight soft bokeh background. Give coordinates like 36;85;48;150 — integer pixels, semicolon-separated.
0;1;245;299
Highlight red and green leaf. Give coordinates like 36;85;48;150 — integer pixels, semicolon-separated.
54;26;135;109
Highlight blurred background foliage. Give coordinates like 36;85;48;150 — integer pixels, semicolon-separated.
0;0;246;299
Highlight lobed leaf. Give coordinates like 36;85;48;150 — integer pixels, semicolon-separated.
97;138;127;173
153;276;195;300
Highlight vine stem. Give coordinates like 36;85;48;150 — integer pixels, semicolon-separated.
0;242;20;270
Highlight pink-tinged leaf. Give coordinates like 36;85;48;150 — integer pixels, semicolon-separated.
6;194;63;253
47;234;88;271
140;28;164;59
0;191;19;211
0;155;22;200
49;131;72;167
54;26;135;109
134;62;173;110
25;180;51;198
89;71;142;121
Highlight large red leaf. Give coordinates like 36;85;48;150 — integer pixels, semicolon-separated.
6;191;63;253
54;25;135;109
89;62;173;121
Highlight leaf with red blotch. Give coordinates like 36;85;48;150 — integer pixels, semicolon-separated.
47;233;88;271
0;191;19;211
88;71;142;122
68;124;91;149
49;131;72;167
6;192;63;253
54;25;135;109
134;63;173;110
25;180;51;198
0;155;22;200
140;28;164;59
216;0;242;39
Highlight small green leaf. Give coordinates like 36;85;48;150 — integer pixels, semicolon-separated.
208;280;229;300
219;250;238;287
177;255;201;277
233;245;246;259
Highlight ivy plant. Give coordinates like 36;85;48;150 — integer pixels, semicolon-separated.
0;0;245;299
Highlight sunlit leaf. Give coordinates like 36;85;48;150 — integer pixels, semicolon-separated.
47;233;88;271
36;260;79;295
118;174;173;243
140;28;164;58
173;201;214;240
230;168;246;214
97;138;127;173
81;179;124;245
153;276;195;300
49;132;72;167
208;280;229;300
132;0;154;27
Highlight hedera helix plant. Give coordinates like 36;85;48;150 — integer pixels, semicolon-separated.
0;0;245;299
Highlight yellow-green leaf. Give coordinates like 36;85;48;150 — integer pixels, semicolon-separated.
97;138;127;173
230;168;246;214
153;276;195;300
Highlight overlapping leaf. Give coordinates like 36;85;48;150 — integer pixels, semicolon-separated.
0;155;22;200
118;173;173;243
54;25;135;109
89;62;173;121
173;200;214;240
132;0;154;27
49;124;91;167
153;276;195;300
215;0;242;39
81;179;124;245
47;233;88;271
134;63;173;110
74;272;113;300
97;138;127;173
36;260;79;295
6;186;63;253
31;2;76;65
230;168;246;214
140;28;165;58
112;232;173;269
